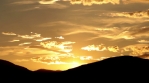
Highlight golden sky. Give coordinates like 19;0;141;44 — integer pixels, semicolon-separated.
0;0;149;70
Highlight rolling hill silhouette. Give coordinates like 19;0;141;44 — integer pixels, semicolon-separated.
0;55;149;82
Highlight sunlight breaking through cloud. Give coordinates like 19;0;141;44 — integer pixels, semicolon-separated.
30;55;106;66
1;30;149;69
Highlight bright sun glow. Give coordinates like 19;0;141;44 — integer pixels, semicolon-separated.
70;62;81;68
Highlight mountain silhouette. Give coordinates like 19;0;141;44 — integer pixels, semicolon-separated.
0;55;149;82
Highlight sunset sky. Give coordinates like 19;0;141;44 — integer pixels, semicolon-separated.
0;0;149;70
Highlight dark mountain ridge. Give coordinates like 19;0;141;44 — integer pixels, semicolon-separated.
0;55;149;82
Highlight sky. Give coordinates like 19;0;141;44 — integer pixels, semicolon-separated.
0;0;149;70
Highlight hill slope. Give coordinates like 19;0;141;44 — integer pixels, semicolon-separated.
0;55;149;82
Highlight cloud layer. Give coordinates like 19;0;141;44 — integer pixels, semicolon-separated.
110;9;149;18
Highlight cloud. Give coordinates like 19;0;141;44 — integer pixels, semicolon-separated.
19;7;40;12
55;36;64;39
34;37;52;42
0;46;27;56
39;0;59;4
14;59;29;62
122;0;149;4
41;19;149;42
19;42;32;46
2;32;17;35
130;27;149;36
107;46;119;52
45;3;68;9
81;43;149;57
39;21;97;36
10;0;68;12
40;41;75;53
110;9;149;18
9;40;20;42
17;32;41;39
89;27;149;40
2;32;41;39
0;31;76;57
139;53;149;59
38;0;68;9
138;40;149;43
2;30;149;61
0;45;75;60
2;32;51;42
81;44;107;51
86;27;134;40
30;54;106;65
40;21;149;40
11;1;37;5
39;0;120;6
69;0;120;6
123;44;149;56
81;44;120;53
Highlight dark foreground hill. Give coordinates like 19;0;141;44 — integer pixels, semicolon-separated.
0;55;149;82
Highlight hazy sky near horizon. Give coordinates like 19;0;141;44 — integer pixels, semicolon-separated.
0;0;149;70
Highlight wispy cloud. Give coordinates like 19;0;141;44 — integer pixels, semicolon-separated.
70;0;120;6
17;32;41;39
107;46;119;52
38;0;120;6
2;32;51;42
30;54;107;66
11;1;37;5
122;0;149;4
14;59;29;62
44;3;68;9
2;30;149;67
123;44;149;56
89;27;149;40
37;0;149;6
9;40;20;42
40;41;75;53
2;32;17;35
138;40;149;43
19;42;32;46
81;44;120;53
81;44;107;51
40;21;149;40
110;9;149;18
39;0;59;4
81;43;149;56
